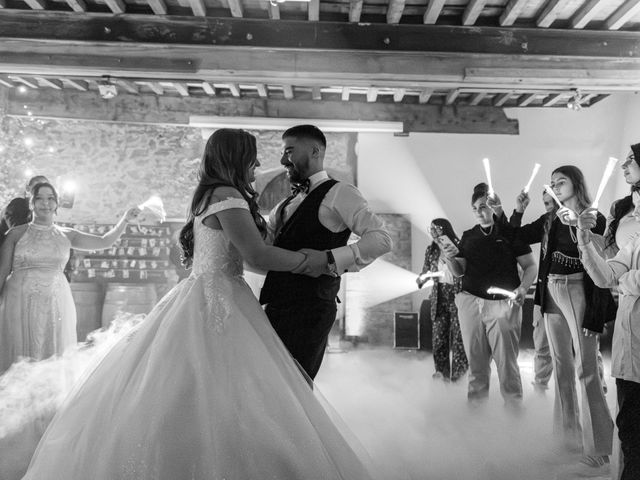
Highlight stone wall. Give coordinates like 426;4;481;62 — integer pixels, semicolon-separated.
0;116;356;222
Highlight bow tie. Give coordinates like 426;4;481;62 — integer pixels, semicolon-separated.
290;179;310;195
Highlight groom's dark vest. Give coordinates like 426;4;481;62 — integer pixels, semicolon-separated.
259;179;351;305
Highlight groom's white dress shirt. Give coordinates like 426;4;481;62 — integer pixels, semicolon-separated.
267;171;392;274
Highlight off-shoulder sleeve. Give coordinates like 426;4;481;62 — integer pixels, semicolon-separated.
200;198;249;221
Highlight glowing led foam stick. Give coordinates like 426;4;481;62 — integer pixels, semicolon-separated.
591;157;619;209
418;271;445;283
138;195;166;222
487;287;517;300
482;157;494;197
543;184;563;207
523;163;541;194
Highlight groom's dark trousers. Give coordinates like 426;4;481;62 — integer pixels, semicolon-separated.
260;179;350;380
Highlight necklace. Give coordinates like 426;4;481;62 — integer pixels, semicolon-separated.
480;224;493;236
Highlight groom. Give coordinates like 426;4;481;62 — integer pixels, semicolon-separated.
260;124;392;380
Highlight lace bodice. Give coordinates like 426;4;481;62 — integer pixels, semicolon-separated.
13;223;71;273
191;198;247;278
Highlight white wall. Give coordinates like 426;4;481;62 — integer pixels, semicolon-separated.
357;93;634;310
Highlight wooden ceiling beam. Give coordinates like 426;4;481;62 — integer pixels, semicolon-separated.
536;0;567;28
138;81;164;95
227;0;243;18
104;0;126;14
65;0;86;12
393;88;405;102
227;83;241;97
499;0;528;26
2;11;639;58
62;78;87;91
115;79;139;94
493;92;511;106
2;88;519;134
517;93;537;106
308;0;320;21
282;84;294;100
445;89;459;104
569;0;603;29
462;0;487;26
604;0;640;30
341;87;350;101
34;76;62;89
312;86;321;100
147;0;167;15
387;0;406;24
542;93;564;106
349;0;363;22
201;81;215;95
423;0;445;24
268;3;280;19
366;87;378;102
418;88;432;104
256;83;268;98
188;0;206;16
23;0;45;9
469;92;486;105
9;75;38;88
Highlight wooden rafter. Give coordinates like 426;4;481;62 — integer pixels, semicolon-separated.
138;81;163;95
147;0;167;15
445;89;460;104
227;83;241;97
312;86;321;100
469;92;486;105
423;0;445;24
9;75;38;88
543;93;564;106
268;3;280;19
227;0;243;18
24;0;45;9
462;0;487;26
308;0;320;21
366;87;378;102
418;88;433;104
104;0;126;14
62;78;87;91
256;83;268;98
115;79;139;94
536;0;567;28
282;84;294;100
493;92;511;106
0;77;14;88
604;0;640;30
341;87;350;101
34;76;62;89
189;0;206;16
201;81;215;95
569;0;602;29
349;0;363;22
387;0;406;24
171;82;189;96
65;0;86;12
393;88;406;102
499;0;528;26
517;93;537;106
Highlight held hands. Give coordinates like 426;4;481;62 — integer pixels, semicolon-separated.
515;191;530;213
291;248;329;278
556;206;578;226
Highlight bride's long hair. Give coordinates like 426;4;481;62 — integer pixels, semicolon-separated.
179;129;267;267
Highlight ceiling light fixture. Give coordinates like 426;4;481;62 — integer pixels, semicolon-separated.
189;115;405;135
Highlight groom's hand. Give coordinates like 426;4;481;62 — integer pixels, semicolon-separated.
293;248;329;277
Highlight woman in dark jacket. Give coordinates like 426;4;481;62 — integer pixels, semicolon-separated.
509;165;614;469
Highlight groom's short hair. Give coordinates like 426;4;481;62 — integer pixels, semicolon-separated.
282;125;326;149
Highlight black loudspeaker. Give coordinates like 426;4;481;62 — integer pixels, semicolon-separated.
394;312;420;349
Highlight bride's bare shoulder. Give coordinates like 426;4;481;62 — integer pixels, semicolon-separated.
209;186;243;203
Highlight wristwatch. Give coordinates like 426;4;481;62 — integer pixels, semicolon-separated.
326;250;339;277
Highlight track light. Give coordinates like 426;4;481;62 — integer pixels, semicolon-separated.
566;89;584;111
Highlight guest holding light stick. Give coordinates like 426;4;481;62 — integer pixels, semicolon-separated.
442;184;536;405
417;218;467;382
506;166;615;473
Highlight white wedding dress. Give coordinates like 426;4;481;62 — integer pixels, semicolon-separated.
22;199;374;480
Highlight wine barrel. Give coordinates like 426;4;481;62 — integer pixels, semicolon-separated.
102;283;158;328
70;282;104;342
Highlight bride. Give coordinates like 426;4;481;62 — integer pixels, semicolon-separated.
22;129;374;479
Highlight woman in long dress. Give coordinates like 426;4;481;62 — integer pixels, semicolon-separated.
21;129;375;480
0;182;139;374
